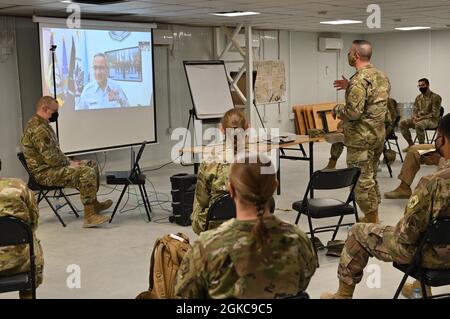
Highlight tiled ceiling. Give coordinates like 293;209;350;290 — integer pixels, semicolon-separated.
1;0;450;33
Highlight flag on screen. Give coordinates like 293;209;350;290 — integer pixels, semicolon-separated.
66;35;76;107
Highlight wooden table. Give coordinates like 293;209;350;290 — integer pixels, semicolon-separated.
181;135;322;196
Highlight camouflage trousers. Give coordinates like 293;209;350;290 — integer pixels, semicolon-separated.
338;223;413;286
0;236;44;287
398;144;440;186
34;160;100;205
330;142;344;161
347;144;384;215
400;118;439;145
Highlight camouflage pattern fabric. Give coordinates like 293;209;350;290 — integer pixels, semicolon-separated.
399;90;441;144
22;114;99;205
337;159;450;286
191;161;230;235
334;64;391;150
400;118;439;145
0;178;44;286
330;142;344;161
385;98;399;137
175;215;317;298
398;144;441;186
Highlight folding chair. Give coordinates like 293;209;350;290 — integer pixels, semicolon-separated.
385;115;403;163
0;216;37;299
106;141;151;223
17;152;79;227
413;106;444;144
292;167;361;266
393;217;450;299
283;291;310;299
205;193;236;230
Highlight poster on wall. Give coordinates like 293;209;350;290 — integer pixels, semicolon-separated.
254;60;287;105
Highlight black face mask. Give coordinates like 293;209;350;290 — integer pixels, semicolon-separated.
49;111;59;123
419;87;428;94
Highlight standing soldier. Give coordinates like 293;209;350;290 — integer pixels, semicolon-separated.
321;113;450;299
21;96;112;228
332;40;391;223
0;159;44;298
400;78;441;150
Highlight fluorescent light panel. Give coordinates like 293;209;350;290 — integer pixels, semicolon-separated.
395;26;431;31
320;20;362;25
211;11;260;17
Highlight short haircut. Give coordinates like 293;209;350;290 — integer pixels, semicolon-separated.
36;96;58;111
93;52;108;65
438;113;450;141
352;40;372;60
418;78;430;86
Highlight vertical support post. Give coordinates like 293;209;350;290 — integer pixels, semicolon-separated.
245;25;254;125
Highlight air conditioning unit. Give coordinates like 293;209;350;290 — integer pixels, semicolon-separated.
318;37;343;51
154;29;174;46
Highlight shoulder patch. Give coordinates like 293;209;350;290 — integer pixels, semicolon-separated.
407;195;419;209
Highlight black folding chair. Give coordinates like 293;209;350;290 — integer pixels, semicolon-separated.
205;194;236;230
385;115;403;163
0;216;37;299
292;167;361;266
283;291;310;299
393;217;450;299
413;106;444;144
17;152;79;227
106;141;151;223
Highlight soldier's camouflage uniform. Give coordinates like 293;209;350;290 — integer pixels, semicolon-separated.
175;215;317;298
21;115;99;205
338;159;450;286
400;90;441;144
329;98;397;162
0;178;44;286
191;160;230;235
335;64;391;216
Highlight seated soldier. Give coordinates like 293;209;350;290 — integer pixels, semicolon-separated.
21;96;112;228
175;154;317;298
384;144;441;199
191;108;249;235
0;159;44;299
321;113;450;299
400;78;441;151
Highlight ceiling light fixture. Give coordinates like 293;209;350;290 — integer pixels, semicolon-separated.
320;20;362;25
211;11;260;17
395;26;431;31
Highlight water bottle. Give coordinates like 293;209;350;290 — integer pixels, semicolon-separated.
411;287;421;299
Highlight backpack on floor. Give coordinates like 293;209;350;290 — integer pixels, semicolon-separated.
136;232;191;299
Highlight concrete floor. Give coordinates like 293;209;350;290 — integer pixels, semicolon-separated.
2;139;450;299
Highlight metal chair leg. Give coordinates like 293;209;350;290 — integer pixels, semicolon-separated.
138;184;151;222
42;194;66;227
109;185;128;223
420;278;428;298
60;190;79;218
307;215;319;267
393;273;410;299
295;211;301;225
331;215;344;241
395;139;404;162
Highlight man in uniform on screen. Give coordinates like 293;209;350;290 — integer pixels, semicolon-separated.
77;53;129;110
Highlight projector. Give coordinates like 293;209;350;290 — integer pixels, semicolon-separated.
71;0;128;5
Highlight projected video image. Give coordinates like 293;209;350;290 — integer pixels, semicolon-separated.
105;47;142;82
41;28;153;110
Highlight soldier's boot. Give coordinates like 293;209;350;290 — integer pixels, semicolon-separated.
384;181;412;199
360;211;379;223
401;280;432;299
83;204;109;228
323;158;337;170
321;281;355;299
94;199;113;214
19;290;33;299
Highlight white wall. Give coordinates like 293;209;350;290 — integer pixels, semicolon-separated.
0;27;24;179
365;30;450;114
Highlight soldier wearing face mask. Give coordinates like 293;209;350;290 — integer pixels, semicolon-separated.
21;96;112;228
400;78;441;150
